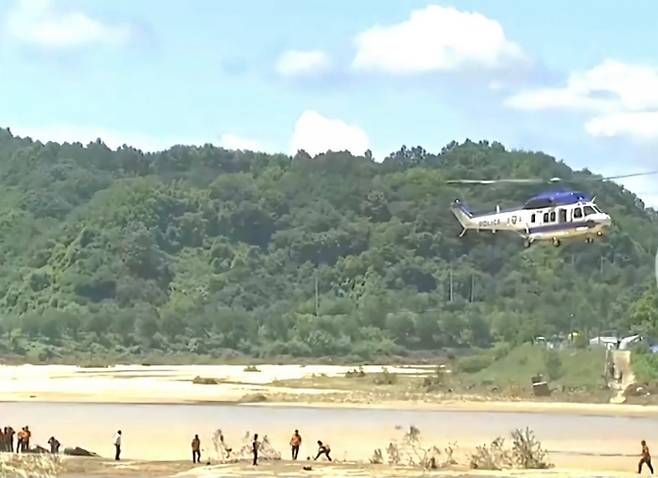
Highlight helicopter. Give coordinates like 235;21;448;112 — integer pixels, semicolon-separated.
448;171;657;248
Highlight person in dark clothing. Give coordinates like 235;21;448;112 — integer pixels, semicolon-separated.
314;441;331;461
191;434;201;463
639;440;654;474
48;436;61;454
114;430;122;461
24;426;31;452
252;434;259;466
290;429;302;460
7;427;15;452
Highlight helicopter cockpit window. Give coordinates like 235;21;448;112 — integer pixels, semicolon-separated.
573;207;583;219
584;206;596;216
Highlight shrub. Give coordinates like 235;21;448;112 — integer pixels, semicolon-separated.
459;354;490;373
544;351;562;380
193;376;220;385
373;367;397;385
345;366;366;378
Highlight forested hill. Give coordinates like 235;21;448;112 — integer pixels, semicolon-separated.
0;127;656;362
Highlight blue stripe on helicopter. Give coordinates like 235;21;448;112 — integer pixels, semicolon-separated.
527;221;597;235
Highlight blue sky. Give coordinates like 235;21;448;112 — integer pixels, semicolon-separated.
0;0;656;205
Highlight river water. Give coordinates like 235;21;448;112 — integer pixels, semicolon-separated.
0;401;654;467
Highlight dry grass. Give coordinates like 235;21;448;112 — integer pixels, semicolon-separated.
0;453;62;478
469;427;551;471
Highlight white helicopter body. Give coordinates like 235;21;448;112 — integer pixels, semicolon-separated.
451;191;612;247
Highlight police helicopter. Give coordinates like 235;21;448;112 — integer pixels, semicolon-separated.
448;171;657;248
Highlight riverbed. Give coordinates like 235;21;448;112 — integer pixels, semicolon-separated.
0;401;653;472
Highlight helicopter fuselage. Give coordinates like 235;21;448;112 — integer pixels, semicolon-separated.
451;193;612;247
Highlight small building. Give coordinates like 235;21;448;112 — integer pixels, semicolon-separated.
589;336;618;350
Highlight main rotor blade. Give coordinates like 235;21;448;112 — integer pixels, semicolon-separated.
447;171;658;186
446;178;546;185
588;171;658;182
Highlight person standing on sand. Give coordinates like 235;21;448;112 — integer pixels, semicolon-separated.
23;426;31;452
639;440;654;474
290;429;302;460
6;427;15;452
252;433;260;466
16;427;25;453
114;430;122;461
48;436;60;454
191;434;201;463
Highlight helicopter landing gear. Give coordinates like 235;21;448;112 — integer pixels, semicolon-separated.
523;239;532;249
552;237;561;248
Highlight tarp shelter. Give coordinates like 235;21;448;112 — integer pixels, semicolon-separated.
620;335;641;350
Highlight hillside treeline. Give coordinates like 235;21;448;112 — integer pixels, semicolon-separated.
0;128;655;362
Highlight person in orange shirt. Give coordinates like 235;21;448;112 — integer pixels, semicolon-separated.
639;440;654;474
16;428;26;453
290;429;302;460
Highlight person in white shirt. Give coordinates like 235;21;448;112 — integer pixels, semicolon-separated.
114;430;122;461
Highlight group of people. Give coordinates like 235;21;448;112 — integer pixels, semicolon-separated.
251;430;331;466
1;424;652;474
0;426;32;453
0;427;16;452
0;426;60;454
189;429;331;466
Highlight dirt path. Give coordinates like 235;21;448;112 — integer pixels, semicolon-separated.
610;351;635;404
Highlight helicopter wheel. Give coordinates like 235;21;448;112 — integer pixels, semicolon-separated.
552;238;561;248
523;239;531;249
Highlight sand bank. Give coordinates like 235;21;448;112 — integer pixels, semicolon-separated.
2;364;658;418
30;457;651;478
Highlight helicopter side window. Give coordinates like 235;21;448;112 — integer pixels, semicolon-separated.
543;212;549;223
550;211;556;222
584;206;596;216
531;214;536;223
573;207;583;220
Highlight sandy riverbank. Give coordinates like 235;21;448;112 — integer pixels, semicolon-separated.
1;455;647;478
2;363;657;477
2;364;658;417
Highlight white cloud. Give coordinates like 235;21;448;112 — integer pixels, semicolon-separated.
585;112;658;140
352;4;524;74
507;60;658;113
12;124;208;152
219;133;265;152
508;60;658;143
290;110;369;156
276;50;330;77
7;0;135;50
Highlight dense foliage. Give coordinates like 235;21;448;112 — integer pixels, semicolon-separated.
0;128;655;362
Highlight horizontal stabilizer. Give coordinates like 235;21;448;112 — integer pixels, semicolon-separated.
451;200;475;229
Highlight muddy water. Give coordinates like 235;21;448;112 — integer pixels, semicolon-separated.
0;402;654;468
